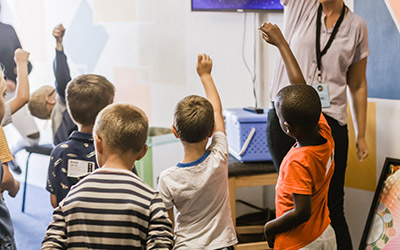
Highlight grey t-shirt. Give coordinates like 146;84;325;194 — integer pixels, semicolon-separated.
270;0;369;125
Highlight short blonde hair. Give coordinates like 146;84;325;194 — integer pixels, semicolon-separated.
28;86;54;119
66;74;115;126
174;95;214;143
94;103;148;153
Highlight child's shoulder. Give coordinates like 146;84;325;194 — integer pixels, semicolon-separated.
52;131;94;153
91;168;158;195
159;165;180;180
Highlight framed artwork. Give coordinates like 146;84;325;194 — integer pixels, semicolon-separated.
359;157;400;250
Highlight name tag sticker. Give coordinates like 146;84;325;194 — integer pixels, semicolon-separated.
67;159;95;178
312;83;330;108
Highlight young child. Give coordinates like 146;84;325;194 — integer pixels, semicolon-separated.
158;54;237;249
0;68;20;199
28;24;77;145
0;69;19;250
1;48;33;175
46;73;115;208
260;23;336;249
42;103;174;249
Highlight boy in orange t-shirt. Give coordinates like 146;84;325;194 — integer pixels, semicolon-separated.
260;23;337;249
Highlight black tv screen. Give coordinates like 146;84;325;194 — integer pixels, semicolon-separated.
192;0;283;11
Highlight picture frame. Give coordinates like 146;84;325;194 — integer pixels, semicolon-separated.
359;157;400;250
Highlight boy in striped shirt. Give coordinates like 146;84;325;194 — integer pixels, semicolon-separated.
42;103;174;250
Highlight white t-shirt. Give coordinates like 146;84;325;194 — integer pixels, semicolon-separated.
158;131;237;250
271;0;369;125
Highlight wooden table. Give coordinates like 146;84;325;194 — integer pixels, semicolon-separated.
228;155;277;250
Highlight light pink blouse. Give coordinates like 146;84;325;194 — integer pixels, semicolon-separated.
270;0;369;125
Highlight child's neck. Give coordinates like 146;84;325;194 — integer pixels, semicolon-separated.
295;129;326;148
78;124;94;134
100;152;137;171
181;139;208;163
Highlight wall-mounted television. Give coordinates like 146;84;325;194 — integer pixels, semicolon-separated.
192;0;283;12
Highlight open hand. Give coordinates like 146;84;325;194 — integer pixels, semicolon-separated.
53;24;66;43
14;48;30;65
196;54;212;77
259;22;286;47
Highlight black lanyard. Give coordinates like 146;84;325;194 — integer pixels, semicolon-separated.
316;3;346;83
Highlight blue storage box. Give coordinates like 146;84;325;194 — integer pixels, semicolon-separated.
223;108;272;162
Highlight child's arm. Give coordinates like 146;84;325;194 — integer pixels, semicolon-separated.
259;23;306;85
7;49;30;114
50;194;58;208
264;194;311;248
52;24;71;102
146;194;174;249
1;163;20;197
42;206;67;249
196;54;225;133
167;208;175;233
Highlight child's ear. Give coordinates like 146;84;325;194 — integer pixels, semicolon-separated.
45;95;56;105
136;144;148;161
283;121;291;134
171;125;179;138
94;134;103;155
284;121;294;135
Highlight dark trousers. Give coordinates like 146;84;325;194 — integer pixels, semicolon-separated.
266;107;353;250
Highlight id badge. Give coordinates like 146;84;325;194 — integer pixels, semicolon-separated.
312;83;330;108
67;159;95;178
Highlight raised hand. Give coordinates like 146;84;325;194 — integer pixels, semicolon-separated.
14;48;30;65
259;23;286;48
196;54;212;77
53;24;66;43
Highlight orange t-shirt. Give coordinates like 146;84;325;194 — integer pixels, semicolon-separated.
274;114;335;250
0;126;13;164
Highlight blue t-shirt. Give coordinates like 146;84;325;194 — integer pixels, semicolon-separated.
46;131;98;205
0;162;17;249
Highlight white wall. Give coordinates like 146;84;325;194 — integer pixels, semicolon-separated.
3;1;397;249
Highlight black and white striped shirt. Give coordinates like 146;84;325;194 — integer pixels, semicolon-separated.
42;167;173;250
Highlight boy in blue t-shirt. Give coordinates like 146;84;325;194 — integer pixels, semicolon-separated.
46;71;115;207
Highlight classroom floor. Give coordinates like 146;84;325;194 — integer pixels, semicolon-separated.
5;182;53;250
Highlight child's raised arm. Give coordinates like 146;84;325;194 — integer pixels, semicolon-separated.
196;54;225;134
259;23;306;85
8;48;30;114
52;24;71;102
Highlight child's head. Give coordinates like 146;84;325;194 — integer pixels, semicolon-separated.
0;70;7;121
28;86;56;119
173;95;214;143
275;85;321;137
94;103;148;165
66;74;115;127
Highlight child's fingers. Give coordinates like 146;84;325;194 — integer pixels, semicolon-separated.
262;33;269;42
205;54;211;64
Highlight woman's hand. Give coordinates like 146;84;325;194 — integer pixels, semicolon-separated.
356;136;369;162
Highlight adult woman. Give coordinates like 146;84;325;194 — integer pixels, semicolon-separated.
0;4;40;174
265;0;369;249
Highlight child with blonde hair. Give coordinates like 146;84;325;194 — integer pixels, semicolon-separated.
42;103;173;249
158;54;237;249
